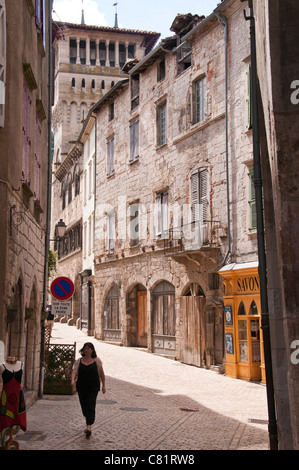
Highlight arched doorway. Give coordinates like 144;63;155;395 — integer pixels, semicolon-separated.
103;284;121;342
152;281;176;357
180;283;206;367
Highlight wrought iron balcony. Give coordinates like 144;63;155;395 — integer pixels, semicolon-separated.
163;220;223;255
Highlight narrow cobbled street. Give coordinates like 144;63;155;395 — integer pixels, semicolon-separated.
17;322;269;451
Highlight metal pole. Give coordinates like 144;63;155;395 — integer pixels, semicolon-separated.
241;0;278;450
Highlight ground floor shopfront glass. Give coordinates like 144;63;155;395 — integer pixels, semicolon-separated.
219;262;265;383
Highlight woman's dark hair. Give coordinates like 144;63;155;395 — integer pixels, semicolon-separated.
79;342;97;358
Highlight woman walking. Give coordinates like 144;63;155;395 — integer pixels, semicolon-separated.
71;343;106;438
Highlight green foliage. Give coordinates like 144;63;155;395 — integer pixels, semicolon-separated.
48;248;57;279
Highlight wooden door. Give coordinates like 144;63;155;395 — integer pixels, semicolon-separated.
180;296;205;367
137;291;147;347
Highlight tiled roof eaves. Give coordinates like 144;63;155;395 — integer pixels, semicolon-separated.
54;21;160;38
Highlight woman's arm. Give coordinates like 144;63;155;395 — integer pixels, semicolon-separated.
100;366;106;394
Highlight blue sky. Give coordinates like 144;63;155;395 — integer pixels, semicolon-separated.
52;0;220;40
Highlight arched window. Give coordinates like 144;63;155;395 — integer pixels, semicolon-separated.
81;78;85;88
70;101;77;123
238;301;246;315
91;79;95;89
71;77;75;87
101;80;105;90
249;300;258;315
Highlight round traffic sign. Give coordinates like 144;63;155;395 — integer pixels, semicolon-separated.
50;277;75;301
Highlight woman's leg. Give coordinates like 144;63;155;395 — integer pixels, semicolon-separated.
84;391;98;427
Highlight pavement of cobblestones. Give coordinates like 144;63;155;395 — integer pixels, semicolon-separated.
15;322;270;451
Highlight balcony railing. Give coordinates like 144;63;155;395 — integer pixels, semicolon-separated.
163;220;222;254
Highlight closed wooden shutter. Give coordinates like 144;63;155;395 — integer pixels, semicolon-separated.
34;117;41;201
22;80;32;184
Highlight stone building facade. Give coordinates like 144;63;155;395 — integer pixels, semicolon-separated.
50;19;160;328
91;0;258;372
0;0;51;407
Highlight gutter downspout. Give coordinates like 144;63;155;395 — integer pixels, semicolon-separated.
241;0;278;450
215;12;231;266
40;0;53;397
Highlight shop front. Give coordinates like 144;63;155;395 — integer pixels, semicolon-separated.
219;262;265;383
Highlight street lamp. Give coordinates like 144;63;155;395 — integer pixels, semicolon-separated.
55;219;67;239
49;219;67;241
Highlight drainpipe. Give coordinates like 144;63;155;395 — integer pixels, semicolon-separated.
215;12;231;266
241;0;278;450
40;0;53;397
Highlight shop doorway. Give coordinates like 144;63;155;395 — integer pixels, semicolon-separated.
236;298;261;381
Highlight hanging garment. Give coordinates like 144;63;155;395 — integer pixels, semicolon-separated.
0;366;26;432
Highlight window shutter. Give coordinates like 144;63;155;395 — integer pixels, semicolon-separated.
22;81;31;184
130;119;139;161
199;169;208;222
107;137;114;175
0;0;6;128
35;0;42;29
161;192;168;237
249;169;257;231
191;172;199;223
156;193;162;236
106;212;115;253
191;169;208;223
34;117;41;201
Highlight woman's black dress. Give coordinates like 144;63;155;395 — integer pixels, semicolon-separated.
76;360;100;426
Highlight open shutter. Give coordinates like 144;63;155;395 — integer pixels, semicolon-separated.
107;137;114;176
161;192;168;237
199;169;208;223
106;212;115;253
129;119;139;161
191;172;199;223
0;0;6;127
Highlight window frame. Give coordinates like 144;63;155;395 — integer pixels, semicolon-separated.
106;136;115;176
193;76;206;124
156;100;167;147
129;118;139;162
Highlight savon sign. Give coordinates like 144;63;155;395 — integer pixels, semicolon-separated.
236;275;260;294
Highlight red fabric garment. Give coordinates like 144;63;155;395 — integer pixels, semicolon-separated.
0;367;26;432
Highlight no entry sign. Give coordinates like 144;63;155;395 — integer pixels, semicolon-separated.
50;277;75;301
